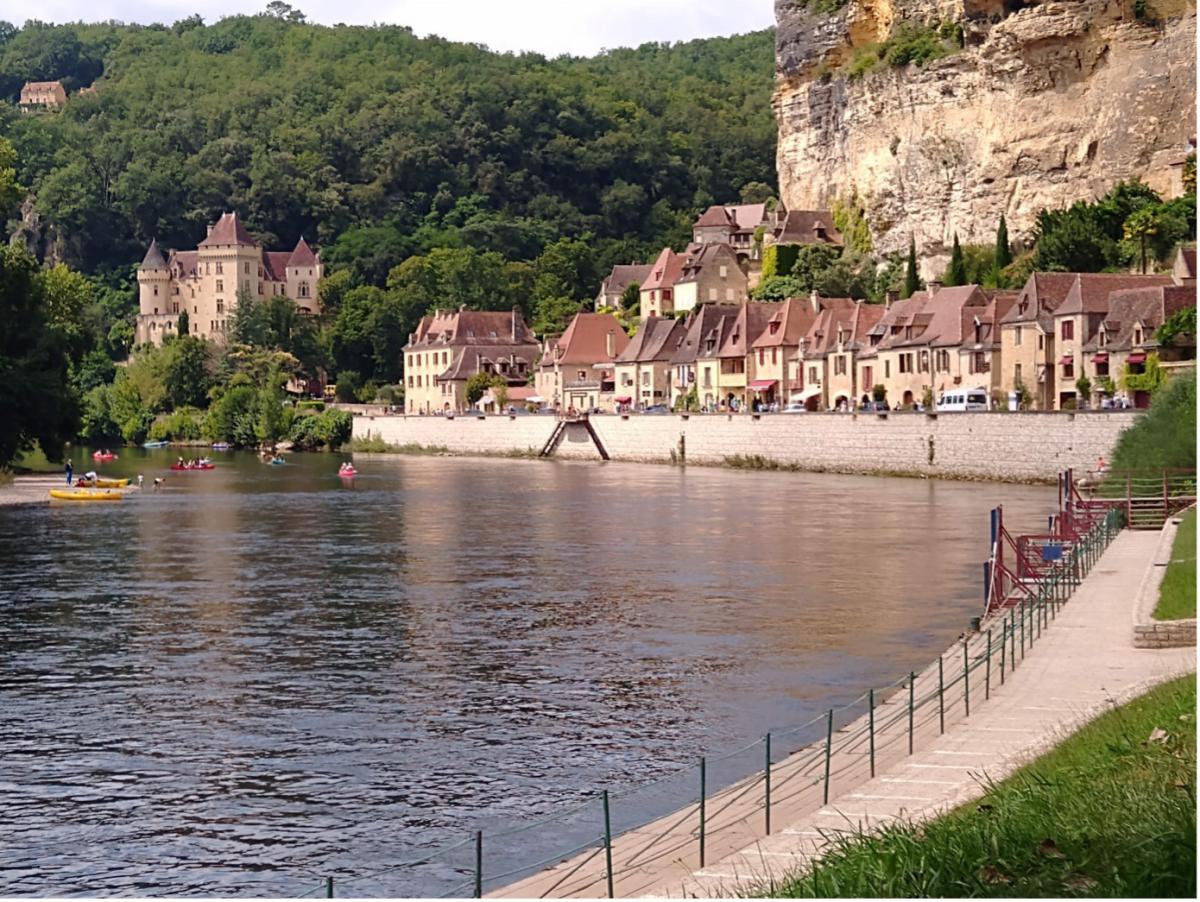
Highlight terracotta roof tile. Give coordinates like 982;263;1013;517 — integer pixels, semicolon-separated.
641;247;687;292
198;212;258;248
670;304;741;364
1055;273;1173;315
541;312;630;366
287;237;318;267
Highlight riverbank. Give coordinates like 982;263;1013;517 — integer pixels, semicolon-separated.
0;475;59;507
351;411;1137;483
769;673;1196;898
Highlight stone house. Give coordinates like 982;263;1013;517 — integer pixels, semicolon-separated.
612;316;687;410
1042;274;1174;409
695;301;776;411
749;294;838;409
535;312;631;411
793;299;885;410
404;307;538;414
763;208;843;251
1173;246;1196;287
667;304;740;410
672;243;749;316
595;263;652;310
136;212;323;346
19;80;67;111
691;203;771;262
1065;283;1193;408
639;247;688;318
858;284;989;408
954;291;1019;402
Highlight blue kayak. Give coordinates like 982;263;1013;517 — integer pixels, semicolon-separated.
143;440;169;448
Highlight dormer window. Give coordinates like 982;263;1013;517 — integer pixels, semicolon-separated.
769;321;780;335
1098;331;1107;347
1134;327;1143;344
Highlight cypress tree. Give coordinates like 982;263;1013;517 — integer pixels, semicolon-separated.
903;235;920;298
995;215;1012;270
177;309;189;336
947;233;967;286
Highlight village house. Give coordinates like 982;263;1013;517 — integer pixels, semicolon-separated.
639;247;688;318
136;212;323;346
1000;272;1172;410
612;316;687;410
855;284;989;409
1173;245;1196;287
672;243;749;316
792;299;885;410
691;203;772;262
595;263;652;310
695;301;776;411
19;80;67;111
668;304;740;410
763;208;843;252
749;294;838;409
954;291;1020;402
403;306;538;414
1051;277;1187;409
535;312;631;411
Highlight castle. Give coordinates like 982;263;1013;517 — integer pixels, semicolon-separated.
136;212;323;346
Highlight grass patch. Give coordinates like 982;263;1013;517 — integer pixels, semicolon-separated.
1155;508;1196;620
10;445;65;474
843;22;959;79
724;454;802;471
769;674;1197;898
348;434;450;455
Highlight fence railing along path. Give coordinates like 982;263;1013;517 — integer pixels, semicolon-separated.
481;507;1123;899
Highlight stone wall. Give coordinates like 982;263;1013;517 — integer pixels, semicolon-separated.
353;410;1138;482
1132;508;1197;649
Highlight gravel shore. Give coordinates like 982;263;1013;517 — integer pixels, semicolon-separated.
0;475;61;507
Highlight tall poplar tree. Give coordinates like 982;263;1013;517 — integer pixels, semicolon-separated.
903;236;920;298
947;233;967;286
995;215;1012;269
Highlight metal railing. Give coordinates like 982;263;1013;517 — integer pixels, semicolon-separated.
289;506;1124;898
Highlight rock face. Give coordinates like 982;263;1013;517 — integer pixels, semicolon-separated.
774;0;1197;272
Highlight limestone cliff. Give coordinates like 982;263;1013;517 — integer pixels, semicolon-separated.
774;0;1197;272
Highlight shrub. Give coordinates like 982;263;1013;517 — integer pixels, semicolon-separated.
335;370;362;402
289;408;354;451
1109;370;1195;472
296;400;325;412
148;406;204;441
356;380;378;403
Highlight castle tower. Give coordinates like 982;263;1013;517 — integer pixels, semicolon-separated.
196;211;262;342
136;238;171;345
285;237;322;314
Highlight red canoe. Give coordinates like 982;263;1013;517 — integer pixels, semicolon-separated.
92;452;118;461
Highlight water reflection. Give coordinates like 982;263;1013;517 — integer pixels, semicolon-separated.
0;451;1055;895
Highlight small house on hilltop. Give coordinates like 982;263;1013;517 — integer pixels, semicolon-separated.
19;80;68;112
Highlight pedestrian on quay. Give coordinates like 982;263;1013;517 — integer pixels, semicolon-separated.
65;459;73;485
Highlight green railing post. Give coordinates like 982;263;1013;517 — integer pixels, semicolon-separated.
999;620;1006;685
764;733;771;836
474;831;483;899
325;877;333;899
1009;611;1016;673
937;656;945;734
1019;598;1026;659
985;628;992;700
962;641;970;717
868;688;876;778
699;757;706;868
823;708;834;805
908;671;915;755
602;790;614;899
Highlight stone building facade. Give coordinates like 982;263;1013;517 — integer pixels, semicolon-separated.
136;212;322;346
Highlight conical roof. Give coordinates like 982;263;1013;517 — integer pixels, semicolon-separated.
198;211;258;248
287;236;317;267
139;238;167;270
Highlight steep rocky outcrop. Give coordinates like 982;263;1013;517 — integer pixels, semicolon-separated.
775;0;1196;272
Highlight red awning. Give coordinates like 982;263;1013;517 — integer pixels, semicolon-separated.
1127;352;1147;364
614;396;632;404
748;379;778;392
1058;355;1073;365
1092;352;1108;362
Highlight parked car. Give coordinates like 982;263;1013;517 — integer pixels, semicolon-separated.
861;400;890;412
781;402;807;414
642;404;670;415
937;389;989;412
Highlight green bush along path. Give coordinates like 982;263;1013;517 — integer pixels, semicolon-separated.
1155;508;1196;621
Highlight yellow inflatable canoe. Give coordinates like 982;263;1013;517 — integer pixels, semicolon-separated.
49;489;124;502
75;477;130;488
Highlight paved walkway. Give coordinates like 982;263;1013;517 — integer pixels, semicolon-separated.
492;530;1195;899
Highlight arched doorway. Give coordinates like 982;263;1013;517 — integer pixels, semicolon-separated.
903;390;914;407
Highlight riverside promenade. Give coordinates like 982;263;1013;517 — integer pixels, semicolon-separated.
492;529;1195;899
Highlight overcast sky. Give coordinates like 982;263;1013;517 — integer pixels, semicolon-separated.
16;1;775;56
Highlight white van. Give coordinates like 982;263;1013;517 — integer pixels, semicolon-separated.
937;388;990;412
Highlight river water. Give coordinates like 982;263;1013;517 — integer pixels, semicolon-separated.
0;449;1056;896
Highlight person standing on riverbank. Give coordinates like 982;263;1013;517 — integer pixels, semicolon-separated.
64;460;72;486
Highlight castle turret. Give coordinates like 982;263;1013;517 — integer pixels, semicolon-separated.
285;237;322;313
136;239;172;345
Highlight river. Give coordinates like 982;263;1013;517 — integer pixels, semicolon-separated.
0;449;1056;896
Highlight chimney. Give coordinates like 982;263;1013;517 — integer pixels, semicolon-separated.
928;280;942;296
206;223;213;237
810;288;820;314
885;289;898;307
606;330;615;357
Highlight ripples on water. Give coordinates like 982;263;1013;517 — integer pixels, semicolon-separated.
0;450;1056;895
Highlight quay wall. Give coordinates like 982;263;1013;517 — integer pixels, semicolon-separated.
352;410;1138;482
